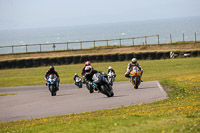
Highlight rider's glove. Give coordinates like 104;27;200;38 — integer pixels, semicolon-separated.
88;81;93;85
45;78;47;81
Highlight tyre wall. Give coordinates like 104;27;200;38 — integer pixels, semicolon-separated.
0;50;199;69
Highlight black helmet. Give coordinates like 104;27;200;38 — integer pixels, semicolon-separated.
49;66;54;71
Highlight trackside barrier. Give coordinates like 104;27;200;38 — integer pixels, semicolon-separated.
0;35;159;54
0;50;199;69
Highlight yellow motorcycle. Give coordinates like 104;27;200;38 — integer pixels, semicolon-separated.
130;66;142;89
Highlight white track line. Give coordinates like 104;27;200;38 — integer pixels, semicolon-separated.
157;81;168;97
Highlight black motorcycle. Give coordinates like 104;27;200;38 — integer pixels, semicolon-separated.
92;72;114;97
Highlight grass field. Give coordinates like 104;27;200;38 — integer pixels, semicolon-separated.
0;57;199;132
0;57;199;87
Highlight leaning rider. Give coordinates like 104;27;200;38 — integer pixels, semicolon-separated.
84;65;98;92
81;61;93;83
73;73;79;81
44;66;60;90
124;58;143;81
107;66;116;77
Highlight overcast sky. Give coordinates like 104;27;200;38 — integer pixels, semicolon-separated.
0;0;200;30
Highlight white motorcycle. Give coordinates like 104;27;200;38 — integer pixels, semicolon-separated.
107;71;115;86
75;76;82;88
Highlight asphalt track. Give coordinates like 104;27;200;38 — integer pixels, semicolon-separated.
0;81;167;122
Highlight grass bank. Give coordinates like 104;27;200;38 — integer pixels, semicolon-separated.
0;57;199;87
0;74;199;132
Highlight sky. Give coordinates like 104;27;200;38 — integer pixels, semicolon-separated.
0;0;200;30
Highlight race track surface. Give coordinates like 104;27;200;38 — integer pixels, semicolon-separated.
0;81;167;122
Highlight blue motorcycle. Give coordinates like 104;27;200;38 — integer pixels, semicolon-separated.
92;72;114;97
47;74;58;96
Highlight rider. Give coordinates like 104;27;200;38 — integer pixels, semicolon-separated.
73;73;81;86
84;65;98;93
73;73;79;81
81;61;92;76
107;66;116;77
124;58;143;81
44;66;60;90
81;61;92;83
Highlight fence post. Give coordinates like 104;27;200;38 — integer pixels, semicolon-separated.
80;42;82;49
183;33;184;42
12;46;14;53
170;34;172;44
119;39;122;46
67;43;68;50
107;40;109;46
145;36;147;45
132;38;134;46
26;45;28;53
158;35;160;45
53;43;56;51
40;44;42;52
94;41;95;48
195;32;197;43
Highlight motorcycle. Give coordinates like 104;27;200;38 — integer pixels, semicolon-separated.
107;71;115;86
75;76;82;88
130;66;142;89
47;74;59;96
92;72;114;97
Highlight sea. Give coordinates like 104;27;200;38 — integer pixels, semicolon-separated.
0;16;200;54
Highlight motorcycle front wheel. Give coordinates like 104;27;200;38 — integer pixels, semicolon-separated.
49;85;56;96
79;82;82;88
134;77;139;89
101;84;114;97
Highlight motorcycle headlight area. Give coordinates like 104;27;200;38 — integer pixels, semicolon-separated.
50;79;54;82
94;78;99;82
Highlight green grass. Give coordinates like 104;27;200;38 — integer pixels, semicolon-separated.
0;57;200;87
0;57;199;132
0;74;199;132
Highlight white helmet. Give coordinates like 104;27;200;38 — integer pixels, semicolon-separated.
74;73;77;76
85;65;92;75
108;66;112;69
132;58;137;64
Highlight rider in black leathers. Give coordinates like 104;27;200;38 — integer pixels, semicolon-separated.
84;65;98;93
81;61;93;84
44;66;60;90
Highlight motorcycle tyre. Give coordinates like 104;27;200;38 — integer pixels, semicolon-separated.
110;79;113;86
79;82;82;88
101;84;114;97
49;85;56;96
134;77;139;89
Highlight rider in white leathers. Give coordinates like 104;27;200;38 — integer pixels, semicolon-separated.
124;58;143;81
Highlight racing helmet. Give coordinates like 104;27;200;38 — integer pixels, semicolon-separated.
49;66;54;72
74;73;77;76
85;61;91;66
85;65;92;75
108;66;112;69
132;58;137;64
